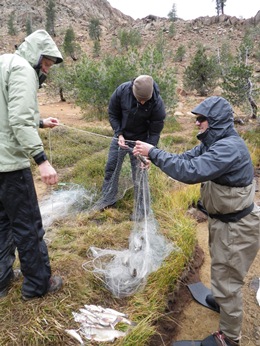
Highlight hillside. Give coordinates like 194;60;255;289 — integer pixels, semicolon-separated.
1;0;260;86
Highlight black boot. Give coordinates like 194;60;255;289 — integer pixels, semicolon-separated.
205;294;220;313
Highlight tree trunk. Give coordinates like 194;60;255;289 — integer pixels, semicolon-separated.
59;87;66;102
247;79;257;119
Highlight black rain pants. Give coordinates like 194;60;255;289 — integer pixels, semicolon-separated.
0;168;51;297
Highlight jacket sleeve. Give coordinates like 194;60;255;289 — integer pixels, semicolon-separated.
148;140;239;184
8;62;45;158
146;96;166;145
108;87;123;137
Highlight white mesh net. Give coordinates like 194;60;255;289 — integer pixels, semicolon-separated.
39;183;96;229
39;126;176;298
83;169;177;298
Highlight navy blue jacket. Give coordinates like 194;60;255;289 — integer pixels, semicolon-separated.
108;79;166;146
148;96;254;187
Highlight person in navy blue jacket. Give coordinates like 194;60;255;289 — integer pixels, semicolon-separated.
133;96;260;346
100;75;166;219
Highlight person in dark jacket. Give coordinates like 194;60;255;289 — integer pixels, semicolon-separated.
99;75;166;219
0;30;63;301
133;96;260;346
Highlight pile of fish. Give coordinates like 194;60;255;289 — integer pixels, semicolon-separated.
65;304;135;344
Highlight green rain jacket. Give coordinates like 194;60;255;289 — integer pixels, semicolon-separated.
0;30;63;172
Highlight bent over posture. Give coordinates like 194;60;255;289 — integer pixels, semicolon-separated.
134;96;260;346
100;75;166;219
0;30;63;300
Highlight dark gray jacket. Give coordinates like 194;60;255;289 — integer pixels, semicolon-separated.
148;96;254;187
108;79;166;146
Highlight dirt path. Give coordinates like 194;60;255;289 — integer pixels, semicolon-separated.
38;94;260;346
174;221;260;346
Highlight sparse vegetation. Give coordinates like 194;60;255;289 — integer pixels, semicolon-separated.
118;28;142;51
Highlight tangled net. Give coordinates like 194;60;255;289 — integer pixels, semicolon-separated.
83;169;178;298
40;183;96;229
39;126;177;297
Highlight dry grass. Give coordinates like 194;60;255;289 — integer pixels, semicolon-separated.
1;117;258;345
0;133;199;346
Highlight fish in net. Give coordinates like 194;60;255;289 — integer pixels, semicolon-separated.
83;169;178;298
38;126;176;297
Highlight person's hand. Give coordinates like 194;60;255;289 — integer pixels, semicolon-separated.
43;117;60;128
38;160;58;185
118;135;129;149
133;140;154;157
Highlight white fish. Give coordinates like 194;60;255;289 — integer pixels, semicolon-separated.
68;304;134;343
115;315;136;326
74;312;99;325
65;329;84;345
79;309;115;327
73;312;91;323
99;312;134;326
79;308;97;318
84;304;103;313
84;304;128;317
103;307;128;317
81;322;104;330
81;326;126;342
256;277;260;306
80;305;134;327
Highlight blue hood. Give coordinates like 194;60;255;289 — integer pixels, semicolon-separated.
191;96;236;146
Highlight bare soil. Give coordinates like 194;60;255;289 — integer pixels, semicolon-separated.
38;92;260;346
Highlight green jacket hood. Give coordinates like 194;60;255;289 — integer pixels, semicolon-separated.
15;29;63;67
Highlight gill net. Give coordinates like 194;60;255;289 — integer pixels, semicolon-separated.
83;168;175;298
39;125;134;228
39;125;176;297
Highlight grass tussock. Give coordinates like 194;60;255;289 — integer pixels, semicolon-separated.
1;119;258;345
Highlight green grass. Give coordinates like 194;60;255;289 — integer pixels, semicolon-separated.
163;115;181;133
1;117;259;345
239;126;260;166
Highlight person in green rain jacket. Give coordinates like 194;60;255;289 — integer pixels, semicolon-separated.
0;30;63;300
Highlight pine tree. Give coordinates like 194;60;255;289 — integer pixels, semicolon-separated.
8;12;17;36
168;3;177;22
26;16;33;35
174;45;186;62
46;0;56;36
215;0;227;15
63;27;77;60
222;63;255;115
88;18;101;41
183;46;220;96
